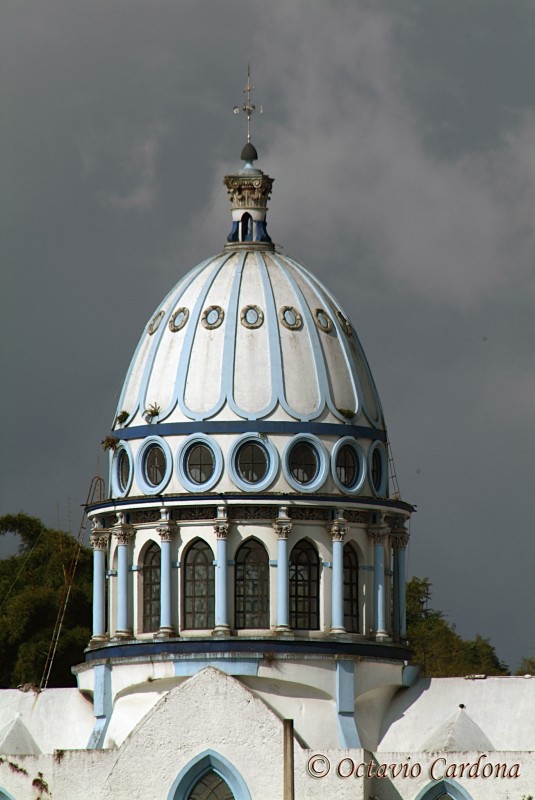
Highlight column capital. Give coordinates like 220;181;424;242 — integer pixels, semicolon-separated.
112;512;134;546
367;512;390;545
90;532;110;551
391;529;410;550
273;520;292;539
330;517;347;542
157;521;178;542
214;523;229;539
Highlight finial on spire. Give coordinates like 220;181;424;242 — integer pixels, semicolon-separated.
233;65;263;161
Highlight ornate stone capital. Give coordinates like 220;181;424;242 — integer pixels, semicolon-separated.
113;527;134;546
157;516;177;542
391;529;410;550
112;512;134;546
90;533;109;551
273;521;292;540
214;523;229;539
330;518;347;542
367;512;390;546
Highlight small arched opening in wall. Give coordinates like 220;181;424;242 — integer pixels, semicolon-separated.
168;750;251;800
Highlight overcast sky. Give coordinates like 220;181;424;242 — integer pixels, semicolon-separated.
1;0;534;671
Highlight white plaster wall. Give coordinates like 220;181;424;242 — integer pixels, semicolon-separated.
0;689;93;754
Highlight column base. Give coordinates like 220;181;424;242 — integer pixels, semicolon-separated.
330;626;347;636
88;634;109;647
154;627;177;640
212;625;231;637
274;625;292;635
113;630;134;640
375;630;390;642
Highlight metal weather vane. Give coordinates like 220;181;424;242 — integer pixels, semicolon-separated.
233;64;263;143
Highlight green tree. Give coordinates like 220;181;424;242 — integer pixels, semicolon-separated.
406;577;509;677
0;513;92;688
515;656;535;675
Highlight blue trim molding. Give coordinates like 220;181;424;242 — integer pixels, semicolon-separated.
110;420;387;441
176;433;224;492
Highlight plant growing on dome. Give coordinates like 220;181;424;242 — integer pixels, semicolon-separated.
116;410;129;426
145;402;161;421
101;436;120;452
337;407;355;421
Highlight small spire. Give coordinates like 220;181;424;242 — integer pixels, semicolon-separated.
233;64;263;163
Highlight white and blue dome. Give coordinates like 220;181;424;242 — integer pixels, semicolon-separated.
109;158;389;502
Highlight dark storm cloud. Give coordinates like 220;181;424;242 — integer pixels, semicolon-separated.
1;0;534;669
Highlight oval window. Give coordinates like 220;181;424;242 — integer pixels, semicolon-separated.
336;444;359;488
371;447;383;493
145;444;166;487
280;305;302;330
186;443;215;485
289;443;318;484
118;449;131;492
169;307;189;332
237;442;268;484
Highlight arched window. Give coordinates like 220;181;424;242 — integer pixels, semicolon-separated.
289;540;319;630
240;212;252;242
235;539;269;629
188;769;235;800
343;543;359;633
143;541;161;633
415;779;473;800
184;539;215;630
170;751;250;800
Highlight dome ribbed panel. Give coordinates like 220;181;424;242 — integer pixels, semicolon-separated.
232;253;273;415
182;255;238;416
265;254;322;418
284;256;384;428
282;257;359;419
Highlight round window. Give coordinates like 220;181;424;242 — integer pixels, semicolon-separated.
237;442;268;484
240;304;264;329
336;444;358;488
314;307;333;332
169;307;189;332
202;305;224;329
186;443;215;485
118;449;131;492
289;443;318;484
145;444;166;487
280;305;302;330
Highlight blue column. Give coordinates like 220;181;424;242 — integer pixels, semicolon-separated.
90;524;108;642
114;515;133;638
157;509;176;637
369;515;389;640
274;509;291;631
213;509;230;635
331;517;347;634
392;527;409;639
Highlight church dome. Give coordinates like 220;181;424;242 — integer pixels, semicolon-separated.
108;153;390;503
